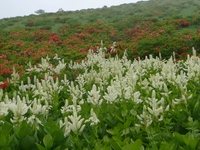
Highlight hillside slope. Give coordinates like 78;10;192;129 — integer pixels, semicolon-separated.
0;0;200;79
0;0;200;31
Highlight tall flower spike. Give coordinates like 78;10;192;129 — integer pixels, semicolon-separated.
103;85;118;103
147;90;164;119
85;108;100;126
87;84;102;105
192;47;196;57
10;67;20;86
68;107;85;133
0;102;9;117
59;117;71;137
0;89;3;100
9;95;29;123
137;106;152;128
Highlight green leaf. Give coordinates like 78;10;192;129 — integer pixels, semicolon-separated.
130;109;137;116
19;125;34;138
123;137;130;144
83;132;91;144
44;119;59;134
0;134;10;147
111;140;121;150
43;134;54;149
173;132;198;149
0;122;12;134
106;129;115;135
112;136;123;147
103;135;110;143
160;142;177;150
121;128;130;136
122;109;128;117
36;143;46;150
188;139;198;150
20;135;36;150
123;119;132;128
0;147;12;150
51;130;64;143
173;132;184;145
184;133;198;150
102;145;111;150
55;146;61;150
115;114;124;123
130;139;144;150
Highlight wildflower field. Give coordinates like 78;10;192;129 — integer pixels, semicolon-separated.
1;44;200;149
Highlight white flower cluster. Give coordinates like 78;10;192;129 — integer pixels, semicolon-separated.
68;47;199;128
0;47;199;136
26;54;66;75
0;53;100;136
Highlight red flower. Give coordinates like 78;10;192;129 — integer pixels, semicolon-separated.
178;20;190;27
0;80;8;89
0;54;7;60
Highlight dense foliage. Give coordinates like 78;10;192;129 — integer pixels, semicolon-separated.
1;0;200;149
1;47;200;149
1;0;200;80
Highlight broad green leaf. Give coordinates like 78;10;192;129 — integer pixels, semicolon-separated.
106;129;115;135
52;130;64;143
44;119;59;134
36;143;46;150
111;140;121;150
43;134;54;149
123;137;130;144
0;147;12;150
130;109;137;115
20;135;36;150
19;125;34;138
123;119;132;128
0;134;9;147
173;132;184;145
0;122;12;134
121;128;130;136
183;133;198;150
55;146;61;150
115;114;124;123
112;136;123;147
160;142;177;150
189;139;198;150
102;145;112;150
122;109;128;117
103;135;110;143
131;139;144;150
83;132;91;144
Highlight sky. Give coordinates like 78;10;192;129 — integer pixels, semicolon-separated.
0;0;146;19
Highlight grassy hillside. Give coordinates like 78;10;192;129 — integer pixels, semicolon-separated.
0;0;200;31
1;0;200;79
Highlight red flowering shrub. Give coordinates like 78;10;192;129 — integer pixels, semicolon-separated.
178;19;190;27
0;80;8;89
0;54;7;60
1;15;200;82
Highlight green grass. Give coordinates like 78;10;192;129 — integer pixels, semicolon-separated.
1;0;200;32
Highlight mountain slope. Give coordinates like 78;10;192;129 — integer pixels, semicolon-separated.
0;0;200;32
1;0;200;80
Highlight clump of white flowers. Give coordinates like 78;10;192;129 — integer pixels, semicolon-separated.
0;46;199;137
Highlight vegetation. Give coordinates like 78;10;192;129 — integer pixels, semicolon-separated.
1;48;200;149
35;9;46;15
1;0;200;78
1;0;200;149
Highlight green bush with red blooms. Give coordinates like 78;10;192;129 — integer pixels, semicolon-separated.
0;14;200;82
